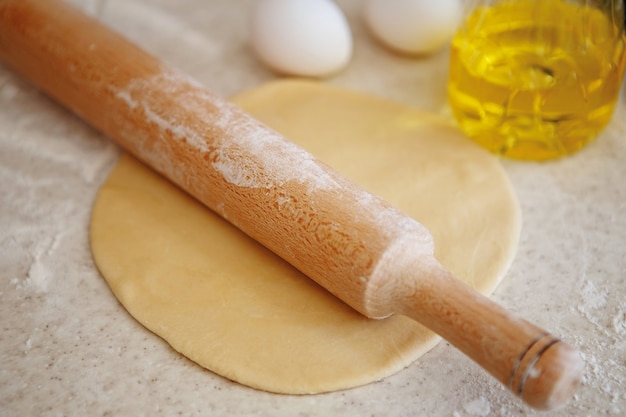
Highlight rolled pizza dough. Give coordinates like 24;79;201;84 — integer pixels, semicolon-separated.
90;80;521;394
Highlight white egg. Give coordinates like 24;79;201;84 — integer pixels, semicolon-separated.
250;0;353;77
363;0;463;55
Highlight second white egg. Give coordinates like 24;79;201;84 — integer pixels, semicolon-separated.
364;0;463;55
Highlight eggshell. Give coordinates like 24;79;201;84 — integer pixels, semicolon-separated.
250;0;353;77
363;0;462;55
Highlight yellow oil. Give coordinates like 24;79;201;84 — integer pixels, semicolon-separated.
448;0;626;160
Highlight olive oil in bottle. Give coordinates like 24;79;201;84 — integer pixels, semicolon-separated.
448;0;626;160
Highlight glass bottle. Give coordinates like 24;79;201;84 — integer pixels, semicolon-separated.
448;0;626;160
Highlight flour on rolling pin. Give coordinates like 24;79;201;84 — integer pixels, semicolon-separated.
110;69;341;191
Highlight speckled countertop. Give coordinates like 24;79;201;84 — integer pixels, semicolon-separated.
1;1;625;416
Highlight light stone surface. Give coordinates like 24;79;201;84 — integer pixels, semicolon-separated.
1;1;625;416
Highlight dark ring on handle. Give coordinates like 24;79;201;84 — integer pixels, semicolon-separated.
509;333;561;396
508;332;547;391
517;337;561;396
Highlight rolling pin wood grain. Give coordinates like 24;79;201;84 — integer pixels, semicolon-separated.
0;0;583;410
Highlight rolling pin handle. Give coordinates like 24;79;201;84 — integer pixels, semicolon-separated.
392;257;583;410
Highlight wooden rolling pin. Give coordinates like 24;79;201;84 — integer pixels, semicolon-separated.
0;0;583;410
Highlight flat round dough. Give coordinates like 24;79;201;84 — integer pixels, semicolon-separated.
90;80;521;394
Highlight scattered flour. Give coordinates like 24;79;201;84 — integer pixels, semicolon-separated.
463;397;492;416
579;280;608;310
23;337;33;354
612;305;626;335
9;237;61;294
571;278;626;415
